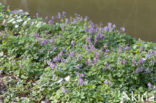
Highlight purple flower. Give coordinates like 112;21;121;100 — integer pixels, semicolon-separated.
40;39;47;46
93;58;97;64
118;46;122;53
122;59;126;65
85;36;92;44
105;62;109;67
36;13;39;17
65;18;68;24
53;56;59;62
95;52;99;59
75;72;79;76
26;45;30;48
75;13;80;17
136;68;141;73
84;28;88;32
120;27;126;32
145;68;150;73
104;49;108;56
78;77;84;86
132;58;136;65
62;11;66;17
153;86;156;91
80;73;84;77
104;80;108;85
112;24;116;31
107;22;112;29
71;40;75;46
147;83;152;89
94;39;98;44
76;64;81;69
69;51;75;57
58;12;61;19
47;60;55;69
48;20;53;25
62;47;66;52
86;58;92;66
89;27;94;34
139;58;144;65
58;51;63;57
33;33;40;38
104;26;109;32
51;16;54;20
125;45;130;50
77;54;82;60
62;87;67;93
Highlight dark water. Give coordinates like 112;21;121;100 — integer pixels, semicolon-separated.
1;0;156;42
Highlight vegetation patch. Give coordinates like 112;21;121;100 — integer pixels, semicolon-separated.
0;3;156;103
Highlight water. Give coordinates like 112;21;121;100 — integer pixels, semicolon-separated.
1;0;156;42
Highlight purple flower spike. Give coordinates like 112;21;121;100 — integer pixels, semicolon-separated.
71;40;75;46
26;45;30;49
58;12;61;19
153;86;156;91
95;52;99;59
86;58;92;66
48;20;53;25
104;80;108;85
65;18;68;24
53;57;59;63
104;49;108;56
122;59;126;65
51;16;54;20
75;72;79;76
78;77;84;87
93;58;97;64
84;28;88;32
94;39;98;44
77;54;82;60
112;24;116;31
47;60;55;69
145;68;150;73
36;13;39;17
40;39;47;46
80;73;84;77
105;62;109;67
75;13;80;17
107;22;112;29
77;64;81;69
118;46;122;53
89;27;95;34
69;51;75;57
104;26;109;32
132;58;136;65
139;58;144;65
147;83;152;89
120;27;126;32
62;87;67;93
136;68;141;73
62;11;67;17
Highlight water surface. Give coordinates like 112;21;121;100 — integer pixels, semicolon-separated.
1;0;156;42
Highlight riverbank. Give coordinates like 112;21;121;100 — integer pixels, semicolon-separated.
0;3;156;103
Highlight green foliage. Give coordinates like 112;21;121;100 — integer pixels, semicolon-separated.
0;3;156;103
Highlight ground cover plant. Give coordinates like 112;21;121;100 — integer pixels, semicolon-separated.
0;3;156;103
